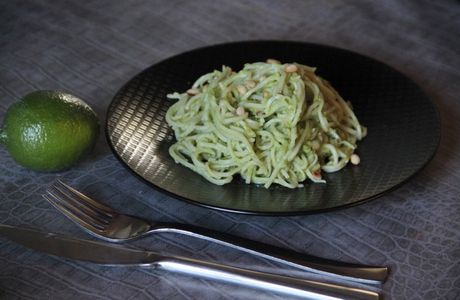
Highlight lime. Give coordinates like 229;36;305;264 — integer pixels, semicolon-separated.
0;90;99;172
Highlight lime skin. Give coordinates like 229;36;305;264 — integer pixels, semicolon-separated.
0;90;99;172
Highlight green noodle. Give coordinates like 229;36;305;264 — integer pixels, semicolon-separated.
165;61;367;188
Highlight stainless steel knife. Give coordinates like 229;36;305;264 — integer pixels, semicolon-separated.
0;224;380;300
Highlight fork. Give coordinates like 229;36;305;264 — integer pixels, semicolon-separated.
43;180;388;284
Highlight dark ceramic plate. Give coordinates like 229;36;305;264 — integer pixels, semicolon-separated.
106;41;440;215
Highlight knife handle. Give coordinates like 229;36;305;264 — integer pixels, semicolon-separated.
153;223;388;284
157;256;380;300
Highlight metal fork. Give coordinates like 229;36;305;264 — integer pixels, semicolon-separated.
43;180;388;284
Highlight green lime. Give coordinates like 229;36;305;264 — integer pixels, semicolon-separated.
0;90;99;172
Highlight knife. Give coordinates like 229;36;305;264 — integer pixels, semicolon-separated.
0;224;379;300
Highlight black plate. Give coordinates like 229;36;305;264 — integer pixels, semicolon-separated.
106;41;440;215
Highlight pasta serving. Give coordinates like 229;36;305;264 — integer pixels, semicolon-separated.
165;60;367;188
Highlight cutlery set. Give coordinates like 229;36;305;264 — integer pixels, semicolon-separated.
0;180;389;299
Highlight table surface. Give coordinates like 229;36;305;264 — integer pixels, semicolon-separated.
1;1;459;299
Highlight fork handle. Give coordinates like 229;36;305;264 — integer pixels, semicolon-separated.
152;223;388;284
157;255;380;300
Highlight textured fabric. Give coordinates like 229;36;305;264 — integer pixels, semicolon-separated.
0;1;459;299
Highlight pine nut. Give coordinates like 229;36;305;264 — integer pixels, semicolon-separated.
236;85;247;95
266;58;281;64
284;64;298;73
186;88;199;95
236;106;245;116
350;154;360;165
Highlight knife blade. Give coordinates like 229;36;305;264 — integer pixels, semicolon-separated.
0;224;379;300
0;223;155;265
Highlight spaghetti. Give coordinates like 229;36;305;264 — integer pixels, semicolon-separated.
165;61;366;188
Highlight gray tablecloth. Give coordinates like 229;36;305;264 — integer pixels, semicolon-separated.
1;1;459;299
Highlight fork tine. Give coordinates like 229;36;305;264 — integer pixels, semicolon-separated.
43;193;106;233
46;185;112;227
54;180;115;216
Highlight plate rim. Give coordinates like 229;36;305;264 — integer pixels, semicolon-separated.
105;40;441;216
